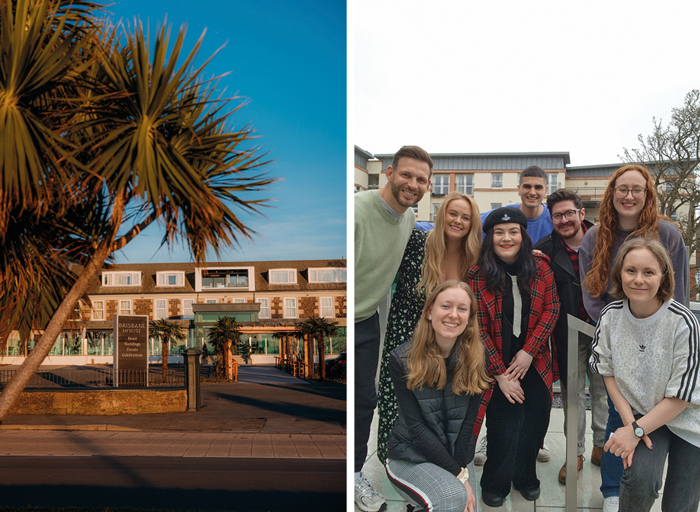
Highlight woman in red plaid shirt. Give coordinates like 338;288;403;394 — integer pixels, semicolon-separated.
468;207;560;508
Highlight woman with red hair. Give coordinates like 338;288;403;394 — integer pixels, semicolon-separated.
580;163;689;512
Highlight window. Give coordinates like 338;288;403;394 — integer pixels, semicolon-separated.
205;299;217;304
270;269;297;284
183;299;194;319
547;173;558;193
432;203;440;222
456;174;473;195
491;173;503;188
665;182;674;193
233;298;246;303
284;298;297;318
154;299;167;319
490;203;502;210
368;174;379;190
257;298;270;319
202;269;249;289
103;272;141;286
92;300;104;320
308;268;347;283
411;204;418;214
320;297;334;317
119;300;131;315
157;272;184;287
433;174;449;195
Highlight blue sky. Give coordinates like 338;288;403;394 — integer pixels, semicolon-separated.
105;0;347;264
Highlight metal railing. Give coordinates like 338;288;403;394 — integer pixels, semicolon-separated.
0;366;185;389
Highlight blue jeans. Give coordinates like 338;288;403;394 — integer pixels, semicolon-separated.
600;387;624;498
620;424;700;512
355;313;381;473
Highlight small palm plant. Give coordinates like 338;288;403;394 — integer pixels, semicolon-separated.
207;317;241;381
149;319;187;381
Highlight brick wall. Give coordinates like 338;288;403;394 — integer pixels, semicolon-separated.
134;299;152;317
271;297;283;318
106;300;118;321
336;296;347;318
168;298;180;317
299;297;316;319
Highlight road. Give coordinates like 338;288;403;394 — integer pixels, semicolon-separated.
0;456;345;511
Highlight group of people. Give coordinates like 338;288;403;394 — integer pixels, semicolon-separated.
355;145;700;512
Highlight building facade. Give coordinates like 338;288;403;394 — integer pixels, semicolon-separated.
2;259;347;365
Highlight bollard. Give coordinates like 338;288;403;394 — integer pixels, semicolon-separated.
184;349;202;412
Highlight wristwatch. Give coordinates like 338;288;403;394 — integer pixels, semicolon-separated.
632;421;645;438
458;467;469;483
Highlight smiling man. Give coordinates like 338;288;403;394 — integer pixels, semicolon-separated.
354;145;432;512
480;165;553;245
535;189;606;485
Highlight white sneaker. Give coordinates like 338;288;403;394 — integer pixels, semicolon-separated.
355;475;386;512
537;442;551;462
474;437;487;466
603;496;619;512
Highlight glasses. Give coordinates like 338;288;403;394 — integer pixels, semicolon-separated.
614;186;647;199
551;209;581;222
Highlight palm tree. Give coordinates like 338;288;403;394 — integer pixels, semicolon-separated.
0;1;275;422
207;317;241;381
299;317;339;380
149;319;187;381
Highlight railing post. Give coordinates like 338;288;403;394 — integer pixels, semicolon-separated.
184;348;202;412
565;315;596;512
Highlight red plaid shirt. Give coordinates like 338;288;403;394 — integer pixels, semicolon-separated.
468;254;560;437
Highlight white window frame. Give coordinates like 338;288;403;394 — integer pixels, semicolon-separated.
183;299;194;319
119;300;132;315
205;299;217;304
154;299;167;319
156;271;185;287
233;298;246;303
456;174;473;195
102;271;141;287
320;297;334;318
490;203;502;210
433;174;450;195
92;300;104;321
308;268;347;283
257;298;270;319
491;173;503;188
270;269;297;284
547;173;559;193
284;297;297;318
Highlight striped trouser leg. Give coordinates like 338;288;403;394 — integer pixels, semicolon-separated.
385;458;473;512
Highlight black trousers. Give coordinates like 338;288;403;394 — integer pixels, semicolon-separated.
481;366;551;497
355;312;381;473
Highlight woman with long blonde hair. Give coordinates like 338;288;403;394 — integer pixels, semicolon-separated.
385;280;490;512
377;191;482;463
580;163;689;512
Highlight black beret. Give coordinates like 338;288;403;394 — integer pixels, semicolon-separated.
483;206;528;233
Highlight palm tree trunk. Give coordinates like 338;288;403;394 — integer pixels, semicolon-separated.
161;337;169;381
0;196;126;423
303;334;311;379
319;334;326;380
225;340;232;381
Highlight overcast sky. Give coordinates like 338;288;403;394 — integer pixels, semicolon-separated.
353;1;700;167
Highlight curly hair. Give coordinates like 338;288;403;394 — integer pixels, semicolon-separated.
418;191;482;296
583;164;659;298
406;281;490;394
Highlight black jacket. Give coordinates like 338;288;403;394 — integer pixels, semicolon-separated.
534;219;594;388
386;342;479;474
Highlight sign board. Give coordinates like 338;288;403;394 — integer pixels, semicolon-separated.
114;315;149;387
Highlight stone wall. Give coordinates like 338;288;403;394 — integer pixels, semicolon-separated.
9;388;187;416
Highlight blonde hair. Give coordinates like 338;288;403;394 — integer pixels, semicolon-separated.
406;280;490;394
610;237;675;302
418;192;482;296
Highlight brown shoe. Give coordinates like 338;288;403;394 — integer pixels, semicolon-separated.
591;446;603;467
558;455;584;485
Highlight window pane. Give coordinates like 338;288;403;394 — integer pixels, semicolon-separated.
434;174;449;195
320;297;333;317
456;174;473;195
491;174;503;188
284;298;296;318
183;299;194;319
257;298;270;318
119;301;131;315
93;301;104;320
155;299;167;319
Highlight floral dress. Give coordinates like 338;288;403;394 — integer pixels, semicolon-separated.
376;228;428;463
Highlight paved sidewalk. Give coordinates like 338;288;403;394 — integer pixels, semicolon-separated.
0;366;346;460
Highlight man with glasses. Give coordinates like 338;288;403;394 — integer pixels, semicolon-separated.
535;189;607;484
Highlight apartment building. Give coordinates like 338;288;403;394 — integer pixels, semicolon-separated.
2;259;347;365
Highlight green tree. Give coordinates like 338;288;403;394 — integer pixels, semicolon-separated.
149;319;187;381
0;0;274;422
621;89;700;298
207;316;241;381
299;317;339;380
